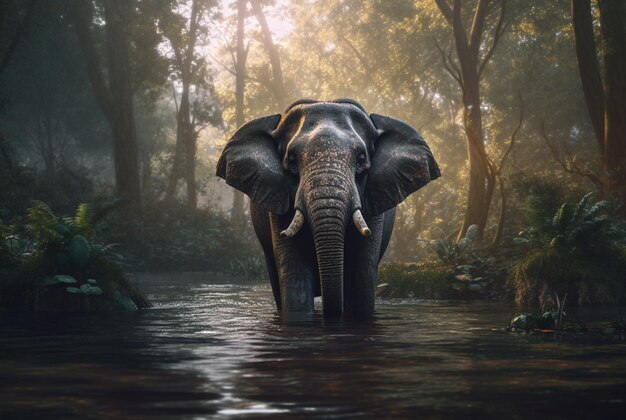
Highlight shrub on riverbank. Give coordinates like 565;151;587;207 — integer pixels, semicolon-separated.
0;201;150;312
101;200;265;275
508;192;626;306
378;258;508;300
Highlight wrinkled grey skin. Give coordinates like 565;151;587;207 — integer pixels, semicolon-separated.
217;99;440;318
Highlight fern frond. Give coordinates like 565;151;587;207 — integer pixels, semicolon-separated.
74;203;94;237
584;200;610;221
25;201;62;244
572;191;595;222
552;203;572;235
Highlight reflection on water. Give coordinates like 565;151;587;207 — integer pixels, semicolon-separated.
1;272;625;418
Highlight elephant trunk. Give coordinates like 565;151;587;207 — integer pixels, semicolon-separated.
305;168;351;317
310;198;346;317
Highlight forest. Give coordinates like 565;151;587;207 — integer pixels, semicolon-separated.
1;0;626;311
1;0;626;417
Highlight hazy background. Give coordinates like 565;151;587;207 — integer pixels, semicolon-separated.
1;0;621;272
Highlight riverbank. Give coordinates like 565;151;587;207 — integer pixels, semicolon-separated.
377;259;510;301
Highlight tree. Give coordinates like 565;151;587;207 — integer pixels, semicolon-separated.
230;0;250;225
0;0;38;77
249;0;287;110
434;0;509;241
571;0;626;213
72;0;142;209
162;0;220;208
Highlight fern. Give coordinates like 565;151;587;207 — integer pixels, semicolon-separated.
583;200;610;221
24;201;62;245
572;192;595;222
74;203;94;239
552;203;572;235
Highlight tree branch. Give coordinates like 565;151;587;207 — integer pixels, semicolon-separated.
469;0;490;55
434;0;453;24
435;40;462;87
71;0;113;121
540;120;603;190
207;51;237;76
249;0;286;109
496;92;524;173
478;0;508;77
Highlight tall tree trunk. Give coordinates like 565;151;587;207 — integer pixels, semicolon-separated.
572;0;626;213
165;0;201;208
250;0;287;110
571;0;605;154
435;0;505;241
73;0;141;209
231;0;248;224
598;0;626;211
103;0;141;209
178;76;196;208
165;84;183;201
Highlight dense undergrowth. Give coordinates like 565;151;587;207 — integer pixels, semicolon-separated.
379;187;626;307
0;201;150;312
102;200;264;275
508;192;626;306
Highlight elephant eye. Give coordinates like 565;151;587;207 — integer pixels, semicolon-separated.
356;153;367;168
287;153;299;174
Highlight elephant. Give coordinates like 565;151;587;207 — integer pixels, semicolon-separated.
216;98;440;318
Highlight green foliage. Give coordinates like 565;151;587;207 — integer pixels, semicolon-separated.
509;192;626;305
228;256;265;279
0;201;150;312
102;200;265;275
24;201;62;245
429;224;478;263
378;256;507;300
378;261;455;299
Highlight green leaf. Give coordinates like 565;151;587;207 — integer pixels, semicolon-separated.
552;203;572;234
68;235;90;268
572;192;595;222
584;200;610;221
74;203;94;238
53;274;77;284
80;283;103;295
458;237;472;250
113;291;138;311
66;287;80;294
464;224;479;241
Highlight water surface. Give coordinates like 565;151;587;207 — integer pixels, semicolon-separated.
1;273;625;418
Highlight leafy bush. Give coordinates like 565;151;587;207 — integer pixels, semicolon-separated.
0;201;149;312
378;261;455;299
429;224;478;263
377;256;507;300
509;192;626;306
101;200;265;276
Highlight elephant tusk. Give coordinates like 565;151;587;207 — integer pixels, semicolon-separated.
353;209;371;237
280;209;305;238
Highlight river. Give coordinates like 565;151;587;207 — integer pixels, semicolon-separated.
1;272;625;418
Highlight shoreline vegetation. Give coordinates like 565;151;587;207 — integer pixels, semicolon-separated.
2;188;626;314
0;189;626;312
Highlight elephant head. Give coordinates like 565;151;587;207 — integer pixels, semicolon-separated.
217;99;440;316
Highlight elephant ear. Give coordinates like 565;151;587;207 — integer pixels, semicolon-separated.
365;114;440;216
216;114;291;215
